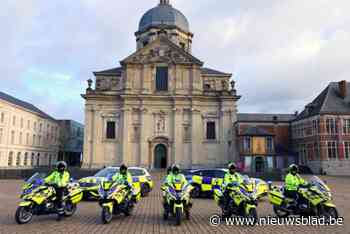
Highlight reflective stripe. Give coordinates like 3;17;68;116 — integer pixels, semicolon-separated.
202;184;212;191
192;175;202;184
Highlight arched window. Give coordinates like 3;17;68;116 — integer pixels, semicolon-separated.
0;112;4;123
16;152;21;166
31;153;35;166
8;152;13;166
36;153;40;166
24;153;28;166
156;66;168;91
11;131;15;144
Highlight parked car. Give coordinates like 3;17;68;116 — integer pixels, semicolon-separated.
79;167;154;199
185;168;269;199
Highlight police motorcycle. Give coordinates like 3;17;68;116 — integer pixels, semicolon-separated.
15;173;83;224
268;176;338;219
98;176;141;224
161;180;194;226
214;175;258;223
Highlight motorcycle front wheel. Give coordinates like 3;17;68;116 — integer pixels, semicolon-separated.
175;207;182;226
15;206;33;224
246;207;258;225
273;205;290;218
64;200;77;217
318;205;339;222
101;207;113;224
123;201;134;216
326;207;338;219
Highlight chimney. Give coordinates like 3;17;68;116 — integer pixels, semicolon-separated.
338;80;347;99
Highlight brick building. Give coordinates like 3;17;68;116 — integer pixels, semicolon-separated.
235;113;297;173
292;81;350;176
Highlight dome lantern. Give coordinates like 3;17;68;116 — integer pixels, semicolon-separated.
159;0;170;5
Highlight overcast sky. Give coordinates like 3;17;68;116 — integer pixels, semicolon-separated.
1;0;349;123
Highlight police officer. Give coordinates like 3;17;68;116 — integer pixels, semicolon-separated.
112;164;133;187
284;164;307;208
222;163;243;209
166;164;188;189
44;161;70;221
162;166;173;186
161;166;173;206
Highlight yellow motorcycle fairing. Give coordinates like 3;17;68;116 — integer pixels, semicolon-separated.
24;187;55;205
174;183;183;191
174;203;184;213
102;202;114;213
70;192;83;204
213;189;222;204
323;202;336;208
19;201;32;207
299;188;323;206
268;189;284;206
233;191;244;206
106;184;129;204
67;186;83;204
245;204;256;215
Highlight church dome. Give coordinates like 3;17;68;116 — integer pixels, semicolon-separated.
138;1;190;33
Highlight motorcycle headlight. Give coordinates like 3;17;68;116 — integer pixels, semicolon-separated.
327;192;332;199
178;192;184;200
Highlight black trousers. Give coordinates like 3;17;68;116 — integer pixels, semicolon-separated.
223;190;231;209
284;190;298;200
54;187;66;215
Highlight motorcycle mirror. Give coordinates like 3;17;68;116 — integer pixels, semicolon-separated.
267;181;272;190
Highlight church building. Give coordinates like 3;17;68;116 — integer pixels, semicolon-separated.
82;0;240;169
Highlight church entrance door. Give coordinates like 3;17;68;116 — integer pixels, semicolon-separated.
154;144;167;169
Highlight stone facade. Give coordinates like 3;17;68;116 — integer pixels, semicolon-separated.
0;92;60;168
82;2;240;169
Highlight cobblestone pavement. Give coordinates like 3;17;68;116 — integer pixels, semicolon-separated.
0;173;349;234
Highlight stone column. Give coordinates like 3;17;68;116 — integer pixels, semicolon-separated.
140;108;151;168
191;109;202;167
124;66;133;93
142;65;152;94
172;108;183;167
82;105;95;168
121;108;131;165
221;110;231;165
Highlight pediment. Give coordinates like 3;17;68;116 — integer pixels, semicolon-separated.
121;36;203;66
